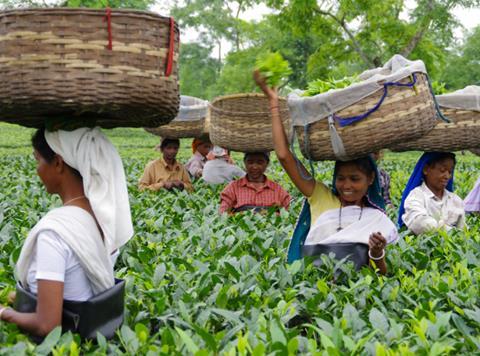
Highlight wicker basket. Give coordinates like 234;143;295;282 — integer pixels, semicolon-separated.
390;108;480;152
471;148;480;156
146;120;205;139
146;96;208;138
0;8;180;129
295;73;436;161
209;93;291;152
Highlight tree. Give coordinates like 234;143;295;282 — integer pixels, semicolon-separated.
440;26;480;89
178;43;221;100
267;0;480;75
171;0;260;63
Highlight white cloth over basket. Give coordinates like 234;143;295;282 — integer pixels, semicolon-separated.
287;54;428;127
437;86;480;111
174;95;209;122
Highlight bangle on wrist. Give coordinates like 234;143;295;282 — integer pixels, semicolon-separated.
270;105;280;111
368;249;385;261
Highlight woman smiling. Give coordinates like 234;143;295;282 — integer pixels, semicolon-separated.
254;71;398;274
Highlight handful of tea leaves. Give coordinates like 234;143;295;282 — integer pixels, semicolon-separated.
255;52;292;87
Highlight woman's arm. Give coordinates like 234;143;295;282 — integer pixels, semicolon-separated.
369;233;387;275
403;191;439;235
1;280;63;336
254;71;316;197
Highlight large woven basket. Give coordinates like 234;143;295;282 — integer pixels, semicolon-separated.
390;108;480;151
209;93;291;152
0;8;180;129
146;96;208;138
146;120;205;138
295;73;436;161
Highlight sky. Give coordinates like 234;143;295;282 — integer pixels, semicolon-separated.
153;2;480;59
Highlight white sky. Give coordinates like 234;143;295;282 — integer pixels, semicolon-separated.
152;2;480;59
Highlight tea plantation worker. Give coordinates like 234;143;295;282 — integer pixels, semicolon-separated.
202;146;245;184
463;176;480;213
254;70;398;275
371;150;392;207
0;127;133;337
185;137;212;179
139;138;193;192
219;151;290;213
398;152;465;235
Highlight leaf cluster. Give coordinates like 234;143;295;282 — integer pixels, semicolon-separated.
255;51;292;87
303;75;359;96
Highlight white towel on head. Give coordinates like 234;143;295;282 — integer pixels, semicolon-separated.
44;127;133;253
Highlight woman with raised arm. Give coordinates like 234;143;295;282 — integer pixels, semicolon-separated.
254;71;398;275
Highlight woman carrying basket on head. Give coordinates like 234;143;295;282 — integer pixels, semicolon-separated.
0;127;133;339
254;71;398;275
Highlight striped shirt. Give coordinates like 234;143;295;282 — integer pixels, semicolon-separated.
219;176;290;213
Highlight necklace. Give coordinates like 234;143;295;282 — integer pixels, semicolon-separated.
63;195;86;206
337;205;363;232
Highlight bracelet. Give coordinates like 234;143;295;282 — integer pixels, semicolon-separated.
368;249;385;261
270;106;280;111
0;307;10;321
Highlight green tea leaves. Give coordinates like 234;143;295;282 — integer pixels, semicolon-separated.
255;52;292;87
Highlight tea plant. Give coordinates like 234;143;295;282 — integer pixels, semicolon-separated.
0;123;478;355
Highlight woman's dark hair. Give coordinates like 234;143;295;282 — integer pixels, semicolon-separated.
425;152;456;167
334;157;376;178
160;138;180;149
31;128;82;178
32;128;56;163
243;151;270;163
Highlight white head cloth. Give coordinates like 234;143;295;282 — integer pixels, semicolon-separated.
44;127;134;253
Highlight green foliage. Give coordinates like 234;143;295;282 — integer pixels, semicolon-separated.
430;81;449;95
255;51;292;87
440;26;480;90
303;75;359;96
0;124;480;353
178;43;221;100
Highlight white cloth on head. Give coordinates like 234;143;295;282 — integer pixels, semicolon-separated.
17;206;115;295
304;206;398;245
211;146;228;158
44;127;133;253
287;54;427;126
402;182;465;235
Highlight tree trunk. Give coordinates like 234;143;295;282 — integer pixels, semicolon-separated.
400;0;435;58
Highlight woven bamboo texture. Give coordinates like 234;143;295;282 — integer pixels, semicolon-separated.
296;73;436;161
146;119;205;139
470;148;480;156
0;8;180;129
390;108;480;152
210;93;291;152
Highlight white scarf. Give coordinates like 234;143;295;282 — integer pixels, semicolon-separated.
44;127;133;253
16;207;114;294
305;206;398;245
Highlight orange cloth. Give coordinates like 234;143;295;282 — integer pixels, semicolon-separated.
192;138;202;154
191;137;211;154
138;158;193;192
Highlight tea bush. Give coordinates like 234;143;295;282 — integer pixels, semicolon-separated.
0;123;478;355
